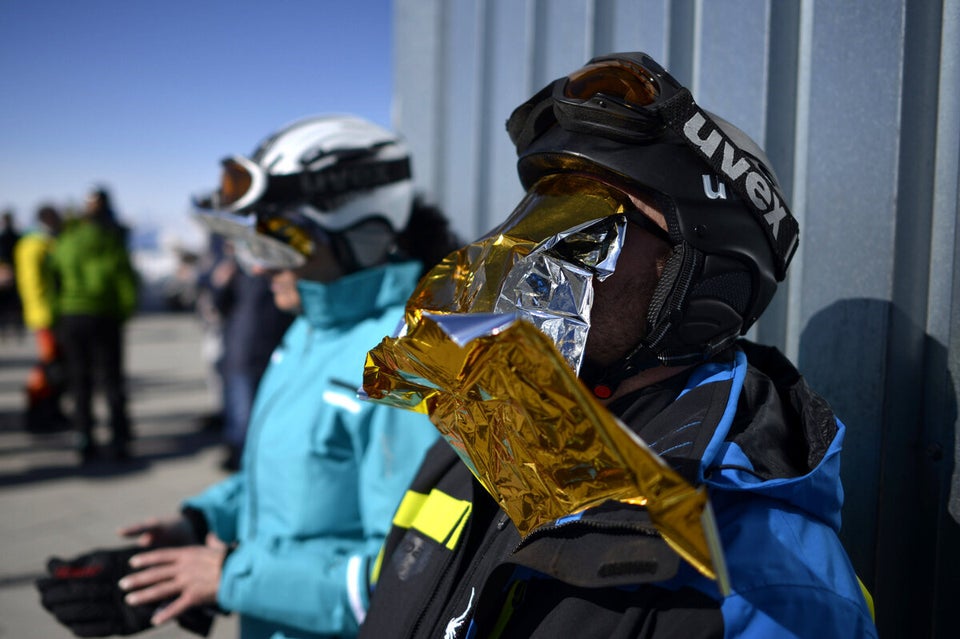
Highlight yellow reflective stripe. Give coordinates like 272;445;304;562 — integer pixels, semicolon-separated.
392;490;430;529
857;576;875;622
488;579;525;639
442;498;471;549
391;489;473;550
370;544;385;586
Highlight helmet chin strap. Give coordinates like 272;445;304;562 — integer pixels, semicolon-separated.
578;344;662;399
327;219;397;275
328;232;363;275
580;324;741;399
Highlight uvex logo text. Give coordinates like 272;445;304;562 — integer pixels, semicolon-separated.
683;112;788;240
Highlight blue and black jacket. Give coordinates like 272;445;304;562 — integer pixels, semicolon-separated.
359;341;877;638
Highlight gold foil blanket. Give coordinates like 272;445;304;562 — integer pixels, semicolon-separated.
364;312;728;590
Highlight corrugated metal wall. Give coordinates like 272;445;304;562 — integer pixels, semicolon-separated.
392;1;960;636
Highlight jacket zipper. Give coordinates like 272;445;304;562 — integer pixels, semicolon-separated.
410;510;511;639
248;326;312;540
514;516;662;553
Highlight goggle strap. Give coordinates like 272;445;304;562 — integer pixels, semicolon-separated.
654;89;799;280
262;157;412;205
506;82;557;152
581;342;664;398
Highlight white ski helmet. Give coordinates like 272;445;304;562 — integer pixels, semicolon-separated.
208;114;414;234
193;115;417;272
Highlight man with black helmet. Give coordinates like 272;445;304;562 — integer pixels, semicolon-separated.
358;53;877;638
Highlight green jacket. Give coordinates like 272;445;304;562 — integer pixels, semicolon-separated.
50;218;138;320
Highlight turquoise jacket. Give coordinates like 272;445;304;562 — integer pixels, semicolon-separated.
184;262;438;639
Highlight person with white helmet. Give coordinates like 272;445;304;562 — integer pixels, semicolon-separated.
357;53;877;638
36;115;458;639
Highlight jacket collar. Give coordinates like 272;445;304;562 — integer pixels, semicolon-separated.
296;261;421;329
606;342;845;531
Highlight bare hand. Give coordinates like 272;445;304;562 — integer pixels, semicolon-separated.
119;534;227;626
211;259;237;287
118;515;195;548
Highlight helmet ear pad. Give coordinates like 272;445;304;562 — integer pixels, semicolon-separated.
676;253;750;346
324;217;399;275
643;244;749;363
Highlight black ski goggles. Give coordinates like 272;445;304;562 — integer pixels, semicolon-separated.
507;52;680;153
506;51;799;280
198;153;412;214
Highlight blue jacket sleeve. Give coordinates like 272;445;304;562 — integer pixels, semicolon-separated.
705;489;878;638
721;585;877;638
217;536;367;636
210;403;437;636
182;473;244;544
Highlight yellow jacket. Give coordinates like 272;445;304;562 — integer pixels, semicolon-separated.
14;231;56;330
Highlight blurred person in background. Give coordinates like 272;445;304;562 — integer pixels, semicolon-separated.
208;244;293;471
192;233;230;434
14;205;69;432
50;186;139;463
161;246;202;312
0;209;25;340
37;115;459;639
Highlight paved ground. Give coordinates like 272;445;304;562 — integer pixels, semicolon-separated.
0;313;239;638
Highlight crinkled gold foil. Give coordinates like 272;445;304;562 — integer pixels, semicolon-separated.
405;174;628;373
365;312;729;589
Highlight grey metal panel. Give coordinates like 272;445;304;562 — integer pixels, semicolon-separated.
393;0;444;200
754;0;801;352
798;1;904;312
530;0;593;88
878;1;960;635
931;2;960;346
941;3;960;532
694;0;770;144
476;0;536;237
437;0;484;232
592;0;669;58
666;0;695;83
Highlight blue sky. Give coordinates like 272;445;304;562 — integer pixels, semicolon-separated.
0;0;393;248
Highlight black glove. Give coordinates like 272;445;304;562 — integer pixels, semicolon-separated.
36;546;214;637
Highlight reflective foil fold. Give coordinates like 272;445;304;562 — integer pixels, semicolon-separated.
364;312;729;590
191;210;306;270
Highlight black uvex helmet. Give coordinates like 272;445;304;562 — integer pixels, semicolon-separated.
506;52;799;393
